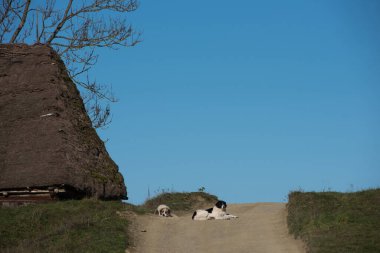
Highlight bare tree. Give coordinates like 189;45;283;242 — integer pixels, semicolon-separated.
0;0;140;128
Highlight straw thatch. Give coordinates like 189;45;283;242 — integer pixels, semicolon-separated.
0;44;127;199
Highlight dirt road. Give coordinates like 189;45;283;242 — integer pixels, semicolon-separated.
129;203;305;253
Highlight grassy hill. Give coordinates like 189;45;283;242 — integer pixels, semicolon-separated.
142;191;218;214
0;191;218;252
287;188;380;253
0;199;131;253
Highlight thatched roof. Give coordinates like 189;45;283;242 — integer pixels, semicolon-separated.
0;44;127;199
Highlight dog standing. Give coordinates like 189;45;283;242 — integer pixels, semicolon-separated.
192;200;238;220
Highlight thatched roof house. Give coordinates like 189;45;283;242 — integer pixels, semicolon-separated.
0;44;127;201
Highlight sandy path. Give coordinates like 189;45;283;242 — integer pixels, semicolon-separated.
129;203;305;253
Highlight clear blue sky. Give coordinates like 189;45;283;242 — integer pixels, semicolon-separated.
89;0;380;204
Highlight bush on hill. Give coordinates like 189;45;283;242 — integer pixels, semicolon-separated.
143;191;218;214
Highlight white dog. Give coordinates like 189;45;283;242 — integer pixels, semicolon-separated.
154;204;173;217
192;200;238;220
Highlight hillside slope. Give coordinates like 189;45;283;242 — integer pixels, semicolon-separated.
287;189;380;253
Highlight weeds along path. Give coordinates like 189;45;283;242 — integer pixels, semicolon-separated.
129;203;305;253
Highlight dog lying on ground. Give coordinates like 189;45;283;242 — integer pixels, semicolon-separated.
192;200;238;220
154;204;173;217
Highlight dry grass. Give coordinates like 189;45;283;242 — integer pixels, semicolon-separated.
0;191;218;252
0;199;131;253
287;188;380;253
142;191;218;214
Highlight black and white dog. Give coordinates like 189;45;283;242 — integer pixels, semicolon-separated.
192;200;238;220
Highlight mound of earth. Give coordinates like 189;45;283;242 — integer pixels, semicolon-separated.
143;192;218;213
0;44;126;199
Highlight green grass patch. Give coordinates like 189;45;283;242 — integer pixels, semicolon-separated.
287;188;380;253
0;191;219;252
0;199;131;253
142;191;218;214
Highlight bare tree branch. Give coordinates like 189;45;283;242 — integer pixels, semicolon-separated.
46;0;72;44
9;0;31;43
2;0;140;128
0;0;19;42
0;0;13;26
